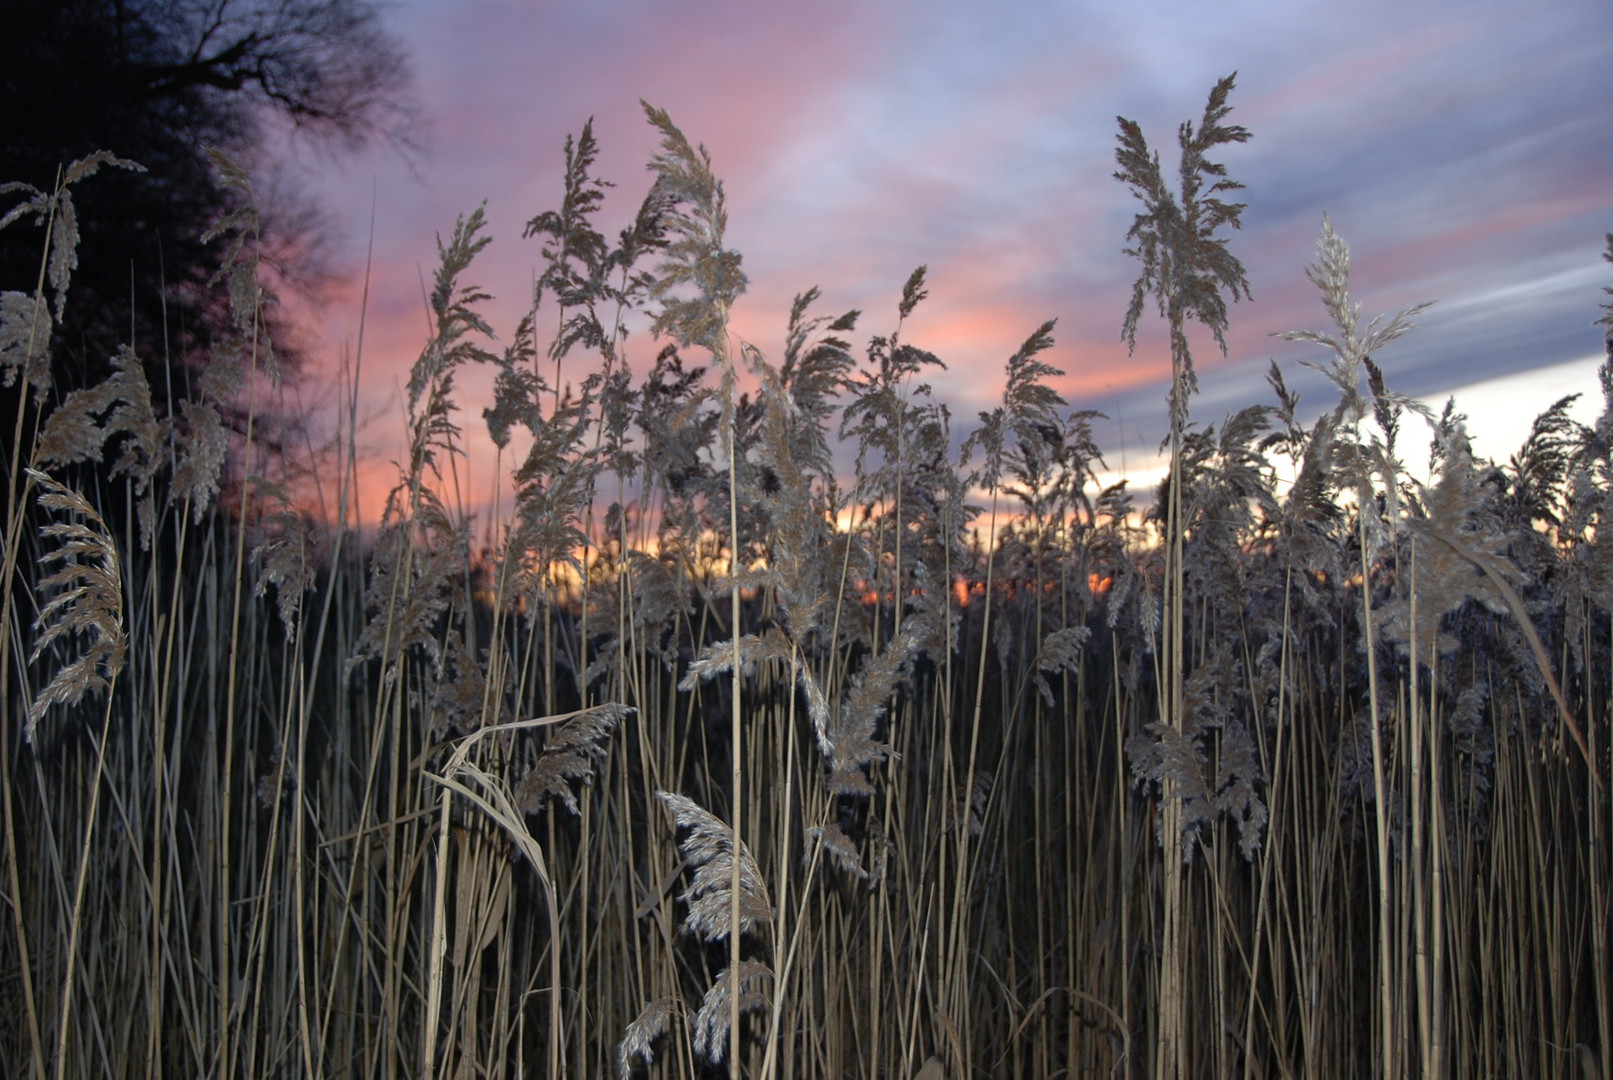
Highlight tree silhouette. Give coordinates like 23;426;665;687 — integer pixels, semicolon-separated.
0;0;416;396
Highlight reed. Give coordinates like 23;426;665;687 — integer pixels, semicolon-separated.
0;88;1608;1080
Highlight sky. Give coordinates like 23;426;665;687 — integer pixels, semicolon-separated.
289;0;1613;522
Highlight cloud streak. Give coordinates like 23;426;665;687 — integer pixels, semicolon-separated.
294;0;1613;519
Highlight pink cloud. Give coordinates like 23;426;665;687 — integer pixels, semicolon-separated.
284;0;1610;528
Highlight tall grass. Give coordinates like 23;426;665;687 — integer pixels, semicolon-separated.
1;84;1609;1080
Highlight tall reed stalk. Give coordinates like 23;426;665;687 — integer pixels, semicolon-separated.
1;88;1608;1080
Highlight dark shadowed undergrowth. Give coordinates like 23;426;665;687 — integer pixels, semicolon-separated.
1;84;1610;1080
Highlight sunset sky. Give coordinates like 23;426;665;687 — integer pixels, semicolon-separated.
293;0;1613;518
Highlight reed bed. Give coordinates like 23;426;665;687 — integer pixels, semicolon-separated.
0;83;1609;1080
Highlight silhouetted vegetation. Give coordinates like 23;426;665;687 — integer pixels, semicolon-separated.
1;81;1609;1080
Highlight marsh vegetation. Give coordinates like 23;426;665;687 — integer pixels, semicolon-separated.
1;79;1609;1079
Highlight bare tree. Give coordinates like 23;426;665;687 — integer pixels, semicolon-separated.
0;0;418;389
120;0;417;150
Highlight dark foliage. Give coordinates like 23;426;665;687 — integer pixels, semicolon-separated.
0;0;414;395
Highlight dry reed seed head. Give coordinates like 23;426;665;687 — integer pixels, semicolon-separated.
171;398;229;522
1126;643;1269;861
345;504;467;684
682;857;774;944
780;288;858;419
964;319;1065;493
1306;214;1357;345
691;959;771;1065
642;102;748;358
618;996;680;1080
33;345;163;548
839;270;947;500
1;152;144;320
426;629;493;738
403;206;497;462
900;555;961;658
198;336;250;407
1579;361;1613;502
201;150;282;381
405;369;471;485
655;791;773;941
621;549;692;666
1116;74;1251;434
24;469;127;743
1364;356;1403;456
34;378;116;470
1127;719;1215;859
0;290;53;391
750;344;845;629
798;664;832;757
953;769;994;837
678;628;794;692
1033;625;1092;706
596;363;642;474
123;397;167;547
1282;413;1345;538
29;325;222;544
524;118;612;311
35;344;159;472
806;820;869;879
897;263;929;322
201;150;260;252
1563;464;1613;625
250;476;315;639
255;745;297;810
1171;406;1280;613
483;312;543;451
1378;433;1515;659
1506;393;1584;529
827;629;916;797
501;390;603;596
1276;216;1435;429
514;704;631;815
992;611;1018;677
1215;720;1269;859
95;345;161;480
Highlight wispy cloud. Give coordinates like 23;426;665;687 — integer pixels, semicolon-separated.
296;0;1613;517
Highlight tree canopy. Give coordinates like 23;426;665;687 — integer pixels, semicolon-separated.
0;0;416;393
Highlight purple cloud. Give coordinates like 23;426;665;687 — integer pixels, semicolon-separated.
293;0;1613;518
